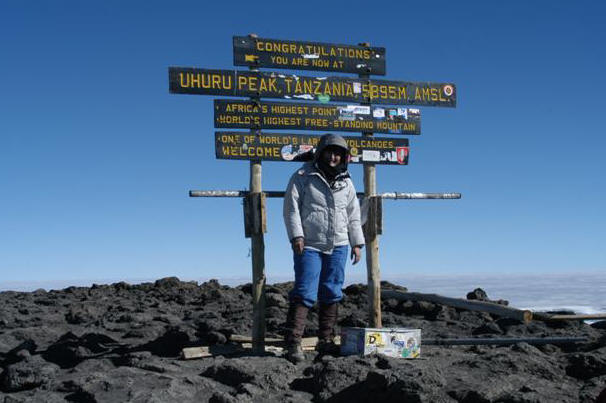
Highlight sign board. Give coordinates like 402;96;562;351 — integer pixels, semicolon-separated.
215;132;409;165
214;100;420;135
169;67;456;107
233;36;386;75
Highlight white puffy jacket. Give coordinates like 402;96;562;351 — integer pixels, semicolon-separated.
283;162;365;253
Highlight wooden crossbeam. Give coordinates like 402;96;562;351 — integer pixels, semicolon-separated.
189;190;461;199
381;290;533;323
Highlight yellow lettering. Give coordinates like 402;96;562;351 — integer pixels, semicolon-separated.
284;78;293;92
179;73;189;88
238;76;247;90
430;88;438;101
388;86;396;99
259;78;267;92
345;84;353;97
304;79;314;94
190;74;200;87
248;77;257;91
212;74;221;89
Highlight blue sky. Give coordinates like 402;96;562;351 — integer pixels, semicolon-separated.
1;0;605;285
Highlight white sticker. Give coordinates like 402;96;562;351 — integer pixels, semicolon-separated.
397;108;408;119
293;94;314;100
380;151;396;161
362;150;380;162
302;54;320;59
280;145;295;161
443;84;454;97
353;82;362;94
341;105;370;115
372;108;385;118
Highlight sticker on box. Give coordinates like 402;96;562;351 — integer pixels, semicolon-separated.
341;327;421;359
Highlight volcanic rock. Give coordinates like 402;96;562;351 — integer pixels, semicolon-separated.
592;320;606;330
566;347;606;380
1;355;59;392
466;287;509;306
0;277;604;402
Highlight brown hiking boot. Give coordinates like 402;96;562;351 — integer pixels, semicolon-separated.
286;342;305;364
315;338;340;355
284;299;309;363
317;303;340;355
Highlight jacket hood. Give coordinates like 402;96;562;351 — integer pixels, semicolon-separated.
313;134;350;184
314;134;349;161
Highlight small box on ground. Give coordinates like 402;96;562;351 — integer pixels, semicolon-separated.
340;327;421;358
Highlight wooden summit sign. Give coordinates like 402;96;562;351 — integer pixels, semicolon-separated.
168;67;456;107
170;34;459;348
214;99;421;135
233;36;386;75
215;132;410;165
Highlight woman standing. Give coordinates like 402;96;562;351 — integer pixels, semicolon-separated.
282;133;365;363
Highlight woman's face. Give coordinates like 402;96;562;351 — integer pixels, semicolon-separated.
322;147;343;167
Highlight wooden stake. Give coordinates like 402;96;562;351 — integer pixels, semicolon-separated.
359;59;382;328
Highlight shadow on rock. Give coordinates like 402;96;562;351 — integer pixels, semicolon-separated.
42;332;122;369
135;326;191;357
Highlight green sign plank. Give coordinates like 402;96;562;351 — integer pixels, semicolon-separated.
215;132;410;165
233;36;386;75
214;99;420;135
169;67;456;107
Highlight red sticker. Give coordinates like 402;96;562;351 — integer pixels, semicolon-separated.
396;147;409;164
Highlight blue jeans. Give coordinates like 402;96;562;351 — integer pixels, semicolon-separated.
289;246;348;308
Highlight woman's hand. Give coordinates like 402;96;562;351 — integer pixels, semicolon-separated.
291;237;305;255
351;246;362;265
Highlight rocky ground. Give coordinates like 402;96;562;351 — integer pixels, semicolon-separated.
0;277;605;402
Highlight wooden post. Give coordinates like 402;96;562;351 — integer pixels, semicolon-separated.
249;159;266;354
247;33;266;355
359;46;382;328
364;165;381;328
